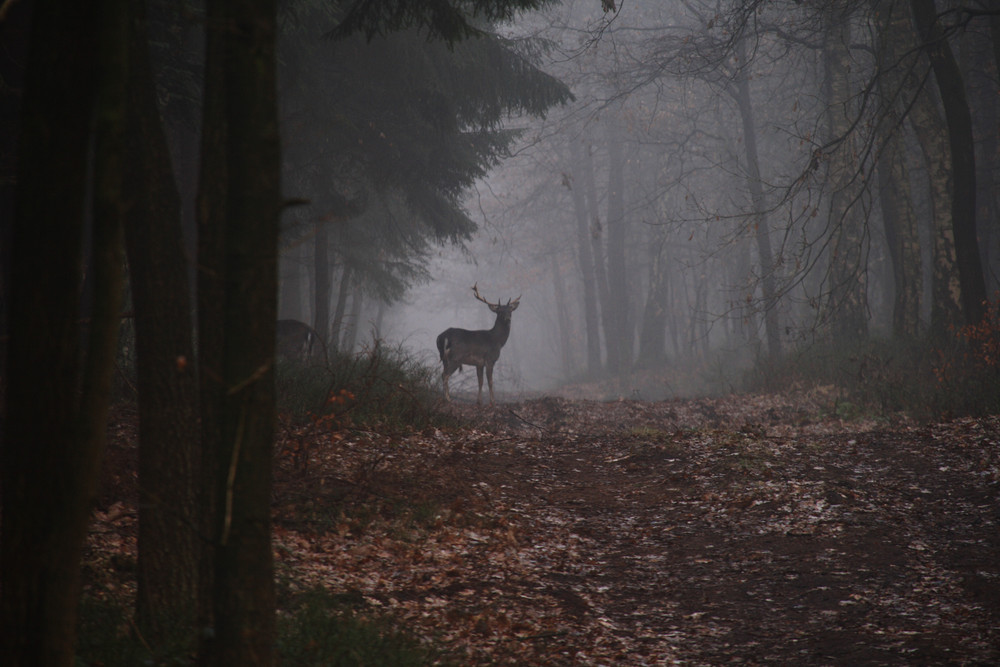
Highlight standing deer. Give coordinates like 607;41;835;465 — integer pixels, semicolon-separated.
276;319;326;362
437;284;520;405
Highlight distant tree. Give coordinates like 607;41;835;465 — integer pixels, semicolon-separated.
875;0;922;339
279;0;571;339
568;140;602;374
822;2;869;342
605;127;631;373
730;35;781;360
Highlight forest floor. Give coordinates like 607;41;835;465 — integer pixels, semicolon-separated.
91;387;1000;665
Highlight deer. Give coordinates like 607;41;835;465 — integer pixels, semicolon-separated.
436;284;520;405
276;319;327;363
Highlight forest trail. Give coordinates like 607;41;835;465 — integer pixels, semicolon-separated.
95;391;1000;665
411;395;1000;664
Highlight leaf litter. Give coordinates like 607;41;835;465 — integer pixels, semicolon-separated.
90;390;1000;665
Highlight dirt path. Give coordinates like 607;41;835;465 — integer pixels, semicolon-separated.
386;395;1000;664
93;392;1000;665
352;399;1000;665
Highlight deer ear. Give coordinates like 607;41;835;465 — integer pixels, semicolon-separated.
509;297;520;311
489;303;501;313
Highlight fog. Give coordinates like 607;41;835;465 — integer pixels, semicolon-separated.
276;0;1000;400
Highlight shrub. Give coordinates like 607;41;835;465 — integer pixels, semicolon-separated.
747;308;1000;420
931;299;1000;417
276;337;446;431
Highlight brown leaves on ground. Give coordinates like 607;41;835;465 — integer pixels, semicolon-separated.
91;390;1000;665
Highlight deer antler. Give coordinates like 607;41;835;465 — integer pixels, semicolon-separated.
471;283;496;306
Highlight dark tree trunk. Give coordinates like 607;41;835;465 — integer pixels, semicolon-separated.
823;8;868;342
911;0;987;325
875;0;922;339
0;1;124;665
197;0;280;664
123;0;199;649
0;0;31;359
733;37;781;361
196;0;229;654
904;53;962;337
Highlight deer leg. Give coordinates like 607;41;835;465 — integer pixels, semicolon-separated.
486;363;495;405
475;365;484;405
442;365;452;402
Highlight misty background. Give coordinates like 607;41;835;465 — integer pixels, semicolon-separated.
269;0;998;400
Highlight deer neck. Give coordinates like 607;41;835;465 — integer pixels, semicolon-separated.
490;314;512;346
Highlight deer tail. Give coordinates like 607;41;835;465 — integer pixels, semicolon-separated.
436;332;448;361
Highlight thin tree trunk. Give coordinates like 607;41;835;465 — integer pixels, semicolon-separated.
550;253;575;375
732;37;781;360
344;286;364;352
605;130;630;373
331;265;353;353
313;221;331;342
823;7;868;341
905;61;961;336
876;0;922;339
638;234;669;366
582;141;612;371
568;141;601;374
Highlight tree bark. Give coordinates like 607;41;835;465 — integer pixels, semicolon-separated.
0;1;123;664
124;0;199;649
904;55;961;336
212;0;280;663
910;0;987;325
196;0;229;654
197;0;280;664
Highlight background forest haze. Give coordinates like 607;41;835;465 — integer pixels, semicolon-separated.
278;0;1000;400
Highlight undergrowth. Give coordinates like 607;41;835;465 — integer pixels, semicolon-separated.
277;337;450;431
747;305;1000;420
76;587;451;666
